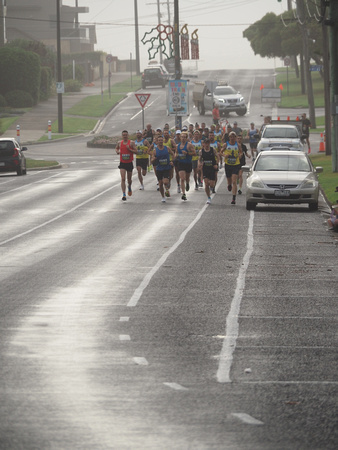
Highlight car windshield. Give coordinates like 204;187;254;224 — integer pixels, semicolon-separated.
263;127;299;139
214;87;236;95
255;155;311;172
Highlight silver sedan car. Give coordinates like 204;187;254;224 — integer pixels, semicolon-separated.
242;150;323;211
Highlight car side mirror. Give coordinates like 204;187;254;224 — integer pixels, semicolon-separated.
241;165;251;172
315;166;323;173
21;147;28;151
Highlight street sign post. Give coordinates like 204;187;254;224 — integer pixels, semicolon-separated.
135;93;151;130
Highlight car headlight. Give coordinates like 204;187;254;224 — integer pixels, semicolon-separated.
239;97;244;102
218;98;225;103
248;178;265;188
301;179;316;188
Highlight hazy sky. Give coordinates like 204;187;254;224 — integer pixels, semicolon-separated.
64;0;288;71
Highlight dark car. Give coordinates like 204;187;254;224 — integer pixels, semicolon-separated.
142;67;166;89
0;138;27;176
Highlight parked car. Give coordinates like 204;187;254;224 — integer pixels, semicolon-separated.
146;63;170;81
0;138;27;176
257;124;305;153
242;150;323;211
142;67;167;88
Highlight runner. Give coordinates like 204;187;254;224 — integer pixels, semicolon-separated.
209;131;221;193
177;132;196;201
212;103;220;125
143;123;155;144
222;131;243;205
191;129;203;190
232;121;242;136
163;128;177;196
115;130;138;201
199;138;218;204
248;122;259;160
135;130;150;190
214;123;224;168
237;134;250;195
150;135;175;203
174;130;182;193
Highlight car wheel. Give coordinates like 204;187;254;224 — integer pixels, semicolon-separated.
309;202;318;211
23;168;27;175
246;201;256;211
237;107;247;116
198;103;205;116
17;167;23;176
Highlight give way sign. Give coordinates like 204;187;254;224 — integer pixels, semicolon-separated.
135;93;151;108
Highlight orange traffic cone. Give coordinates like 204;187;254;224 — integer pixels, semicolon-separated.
319;133;325;152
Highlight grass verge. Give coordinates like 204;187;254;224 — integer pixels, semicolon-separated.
0;116;19;134
26;158;59;169
310;154;338;205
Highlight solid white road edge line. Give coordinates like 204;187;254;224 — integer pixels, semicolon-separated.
163;382;189;391
216;210;255;383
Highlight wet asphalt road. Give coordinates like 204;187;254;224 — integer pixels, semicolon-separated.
0;69;337;449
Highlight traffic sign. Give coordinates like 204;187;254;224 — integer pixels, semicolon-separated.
106;54;113;64
135;93;151;108
284;56;291;67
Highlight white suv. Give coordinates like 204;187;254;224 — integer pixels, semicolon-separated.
257;124;305;153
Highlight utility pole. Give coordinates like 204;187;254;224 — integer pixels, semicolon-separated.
56;0;63;133
328;1;338;171
134;0;140;75
0;0;6;47
157;0;163;64
173;0;181;128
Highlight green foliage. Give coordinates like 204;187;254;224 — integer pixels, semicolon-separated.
40;66;53;101
5;90;34;108
64;79;82;93
310;155;338;205
0;47;41;104
62;64;85;83
6;39;56;73
0;95;7;107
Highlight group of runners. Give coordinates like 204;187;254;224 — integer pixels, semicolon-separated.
115;121;258;205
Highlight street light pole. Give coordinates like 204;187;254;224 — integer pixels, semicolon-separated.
134;0;140;75
56;0;63;133
174;0;181;128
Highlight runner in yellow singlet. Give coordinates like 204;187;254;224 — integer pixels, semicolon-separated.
135;130;150;190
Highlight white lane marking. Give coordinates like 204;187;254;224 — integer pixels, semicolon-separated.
217;210;255;383
163;382;189;391
231;413;264;426
119;317;130;322
133;357;148;366
0;181;120;246
246;76;256;115
119;335;131;341
126;172;223;308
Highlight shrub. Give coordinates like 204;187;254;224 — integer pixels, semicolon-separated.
64;79;82;93
0;47;41;104
63;64;85;83
5;90;34;108
0;94;7;107
40;66;53;100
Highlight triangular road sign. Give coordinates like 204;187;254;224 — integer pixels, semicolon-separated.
135;93;151;108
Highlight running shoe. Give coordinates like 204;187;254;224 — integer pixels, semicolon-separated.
161;197;166;203
195;183;199;190
231;199;236;205
181;194;187;201
139;185;144;190
212;187;216;194
128;185;132;196
165;188;170;197
238;189;242;195
177;184;181;193
227;184;232;192
122;194;127;201
206;197;211;204
186;182;190;192
199;181;203;187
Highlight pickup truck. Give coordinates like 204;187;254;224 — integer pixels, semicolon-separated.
192;81;247;117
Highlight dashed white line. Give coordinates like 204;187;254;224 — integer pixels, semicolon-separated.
163;382;189;391
119;335;131;341
133;357;148;366
119;317;130;322
231;413;263;425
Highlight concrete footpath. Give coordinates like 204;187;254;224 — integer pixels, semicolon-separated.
1;72;132;145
